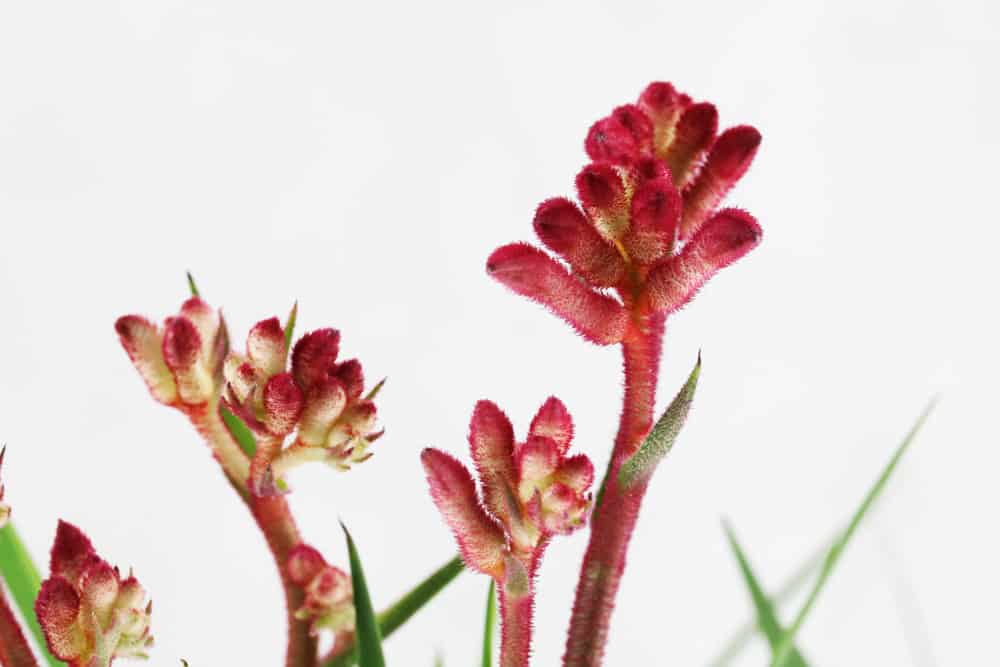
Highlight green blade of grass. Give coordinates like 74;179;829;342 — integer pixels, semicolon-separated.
708;533;831;666
723;521;809;666
771;401;936;667
342;523;385;667
283;302;298;351
324;556;465;667
0;522;62;667
219;404;256;457
482;580;497;667
617;353;701;489
186;271;200;297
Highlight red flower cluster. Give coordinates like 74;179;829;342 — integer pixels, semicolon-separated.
488;81;762;345
286;544;354;637
421;398;593;583
35;522;152;667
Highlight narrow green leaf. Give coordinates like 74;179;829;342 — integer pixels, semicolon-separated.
708;533;831;666
723;521;809;666
185;271;200;297
618;353;701;488
324;556;465;667
771;401;936;667
342;523;386;667
364;378;387;402
0;522;62;667
482;580;497;667
283;302;298;351
219;404;256;457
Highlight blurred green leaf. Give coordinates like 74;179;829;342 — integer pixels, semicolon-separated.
723;521;809;666
482;580;496;667
618;353;700;489
0;522;63;667
219;404;256;457
324;556;465;667
283;302;298;351
186;271;200;298
342;523;385;667
771;401;936;666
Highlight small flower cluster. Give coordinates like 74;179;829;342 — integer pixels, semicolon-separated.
35;521;152;667
488;81;762;345
286;544;354;637
421;398;594;585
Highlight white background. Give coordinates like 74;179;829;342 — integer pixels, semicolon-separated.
1;1;997;665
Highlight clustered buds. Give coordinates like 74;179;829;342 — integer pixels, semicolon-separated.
224;322;383;490
421;398;594;587
115;297;228;406
488;81;762;344
35;521;152;667
286;544;354;637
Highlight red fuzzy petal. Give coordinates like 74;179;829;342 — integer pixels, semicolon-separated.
533;198;626;288
78;559;119;620
35;577;85;661
664;102;718;188
331;359;364;401
287;544;327;586
49;520;97;583
680;125;762;239
247;317;287;378
575;162;626;214
421;448;507;578
584;105;652;163
515;436;561;497
468;400;516;522
292;329;341;392
115;315;177;404
528;397;573;456
163;316;211;403
263;372;305;436
487;244;628;345
555;454;595;493
180;297;223;367
638;82;693;158
298;378;347;447
643;209;762;314
623;175;682;264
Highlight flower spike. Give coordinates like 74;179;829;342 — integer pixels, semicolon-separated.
35;521;153;667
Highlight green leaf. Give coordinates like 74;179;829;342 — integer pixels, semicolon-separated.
723;521;809;666
342;523;386;667
324;556;465;667
618;353;701;489
364;378;387;402
708;533;831;666
186;271;200;298
482;580;497;667
219;404;256;457
0;522;63;667
283;302;298;351
771;400;936;667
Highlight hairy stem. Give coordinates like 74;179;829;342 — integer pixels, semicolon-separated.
0;586;38;667
563;314;664;666
185;400;317;667
499;589;534;667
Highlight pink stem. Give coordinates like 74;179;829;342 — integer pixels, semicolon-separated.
0;587;38;667
563;314;664;666
499;589;534;667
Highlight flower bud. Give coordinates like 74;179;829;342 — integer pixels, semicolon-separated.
287;544;354;637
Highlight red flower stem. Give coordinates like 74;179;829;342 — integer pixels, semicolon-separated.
186;400;317;667
563;314;665;667
498;589;534;667
0;587;38;667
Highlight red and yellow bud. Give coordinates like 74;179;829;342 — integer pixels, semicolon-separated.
286;545;354;637
35;521;153;667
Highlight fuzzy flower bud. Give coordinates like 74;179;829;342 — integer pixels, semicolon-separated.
286;544;354;637
422;398;593;585
35;521;153;667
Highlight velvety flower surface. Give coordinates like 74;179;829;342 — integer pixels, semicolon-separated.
488;81;762;343
286;544;354;637
35;521;152;667
421;398;594;584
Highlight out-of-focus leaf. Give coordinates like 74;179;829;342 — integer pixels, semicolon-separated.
0;522;62;667
342;523;385;667
771;401;936;666
219;404;256;457
186;271;200;297
283;302;298;351
482;579;497;667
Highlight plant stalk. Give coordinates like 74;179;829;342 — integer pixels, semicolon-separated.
563;314;664;666
498;589;534;667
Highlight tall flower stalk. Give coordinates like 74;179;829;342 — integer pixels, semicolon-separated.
488;81;762;665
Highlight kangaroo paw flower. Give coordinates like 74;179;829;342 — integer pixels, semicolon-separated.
286;545;354;637
35;521;153;667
